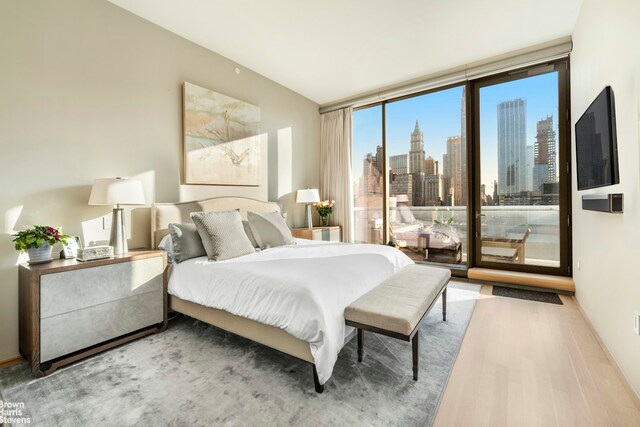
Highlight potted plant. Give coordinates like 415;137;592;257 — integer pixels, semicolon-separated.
314;200;335;226
13;225;70;264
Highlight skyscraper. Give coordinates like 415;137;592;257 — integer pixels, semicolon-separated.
526;144;534;192
443;136;462;206
389;154;409;175
424;156;438;175
533;115;557;193
424;174;444;206
492;180;499;205
409;120;425;205
360;153;383;195
498;99;527;196
390;174;412;205
374;145;384;174
409;120;425;174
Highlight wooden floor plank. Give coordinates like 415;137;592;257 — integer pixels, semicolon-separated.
434;285;640;427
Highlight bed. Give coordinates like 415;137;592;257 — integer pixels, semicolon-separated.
151;196;412;392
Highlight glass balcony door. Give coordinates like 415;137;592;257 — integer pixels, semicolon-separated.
472;61;571;275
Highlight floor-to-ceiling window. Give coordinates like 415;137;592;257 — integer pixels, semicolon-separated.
353;104;384;245
351;59;571;276
385;86;467;265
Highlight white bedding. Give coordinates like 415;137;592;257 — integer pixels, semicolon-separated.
168;239;413;384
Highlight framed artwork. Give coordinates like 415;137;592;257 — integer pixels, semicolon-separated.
183;82;261;185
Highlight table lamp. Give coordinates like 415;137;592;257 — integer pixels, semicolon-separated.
296;188;320;229
89;177;146;255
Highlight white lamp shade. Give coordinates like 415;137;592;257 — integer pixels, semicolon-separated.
296;188;320;204
89;178;146;206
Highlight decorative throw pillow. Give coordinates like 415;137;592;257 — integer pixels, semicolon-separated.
167;223;207;263
157;234;175;263
242;220;260;248
190;210;255;261
247;211;295;249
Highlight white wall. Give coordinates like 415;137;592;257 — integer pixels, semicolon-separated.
0;0;320;362
571;0;640;396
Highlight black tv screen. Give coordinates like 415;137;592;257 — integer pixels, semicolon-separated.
575;86;619;190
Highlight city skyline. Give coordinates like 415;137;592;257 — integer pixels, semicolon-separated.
353;71;559;193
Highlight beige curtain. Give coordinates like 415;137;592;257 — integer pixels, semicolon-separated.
320;107;353;242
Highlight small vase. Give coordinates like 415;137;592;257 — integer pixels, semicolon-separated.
28;242;53;264
320;216;329;227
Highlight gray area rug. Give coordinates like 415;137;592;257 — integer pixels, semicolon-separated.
0;282;479;427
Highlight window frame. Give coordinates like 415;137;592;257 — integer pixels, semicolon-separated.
469;58;572;276
352;58;572;277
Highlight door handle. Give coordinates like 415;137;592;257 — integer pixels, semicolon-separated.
475;212;486;219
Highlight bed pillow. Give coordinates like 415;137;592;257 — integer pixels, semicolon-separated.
191;210;255;261
157;234;175;263
247;211;295;249
242;220;260;248
167;223;207;263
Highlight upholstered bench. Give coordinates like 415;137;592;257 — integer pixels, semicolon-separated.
344;264;451;380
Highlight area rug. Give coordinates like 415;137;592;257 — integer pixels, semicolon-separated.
0;282;479;427
492;285;563;305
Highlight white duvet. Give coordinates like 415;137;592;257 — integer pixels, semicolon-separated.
168;239;413;384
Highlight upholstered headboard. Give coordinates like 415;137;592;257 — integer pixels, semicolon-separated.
151;196;280;248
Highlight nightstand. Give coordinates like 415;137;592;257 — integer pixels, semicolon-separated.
19;250;167;377
291;226;341;242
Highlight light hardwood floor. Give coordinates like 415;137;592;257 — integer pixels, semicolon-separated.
433;285;640;427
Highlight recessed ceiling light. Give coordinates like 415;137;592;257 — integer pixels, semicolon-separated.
234;67;240;75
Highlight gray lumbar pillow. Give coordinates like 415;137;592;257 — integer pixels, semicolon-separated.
167;223;206;263
247;211;295;249
191;210;255;261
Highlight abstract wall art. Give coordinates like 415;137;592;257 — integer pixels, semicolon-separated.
183;82;261;185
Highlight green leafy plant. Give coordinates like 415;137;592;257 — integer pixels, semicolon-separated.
12;226;70;251
433;217;454;225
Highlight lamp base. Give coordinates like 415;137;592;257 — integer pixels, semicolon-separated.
305;204;313;229
109;207;128;255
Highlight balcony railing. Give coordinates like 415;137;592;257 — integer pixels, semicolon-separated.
353;205;560;266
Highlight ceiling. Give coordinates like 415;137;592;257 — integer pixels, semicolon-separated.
108;0;583;106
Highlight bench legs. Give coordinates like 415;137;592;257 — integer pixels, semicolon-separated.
412;330;419;381
351;284;448;382
442;286;447;322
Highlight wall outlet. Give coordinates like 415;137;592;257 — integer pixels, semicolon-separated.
102;215;112;230
634;312;640;336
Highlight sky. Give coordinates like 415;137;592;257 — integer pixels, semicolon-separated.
353;72;559;190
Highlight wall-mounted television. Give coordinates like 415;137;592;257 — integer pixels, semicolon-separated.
575;86;619;191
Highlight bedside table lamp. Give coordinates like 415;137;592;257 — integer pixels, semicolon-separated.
296;188;320;229
89;177;145;255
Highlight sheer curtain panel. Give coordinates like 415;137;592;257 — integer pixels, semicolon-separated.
320;107;353;242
